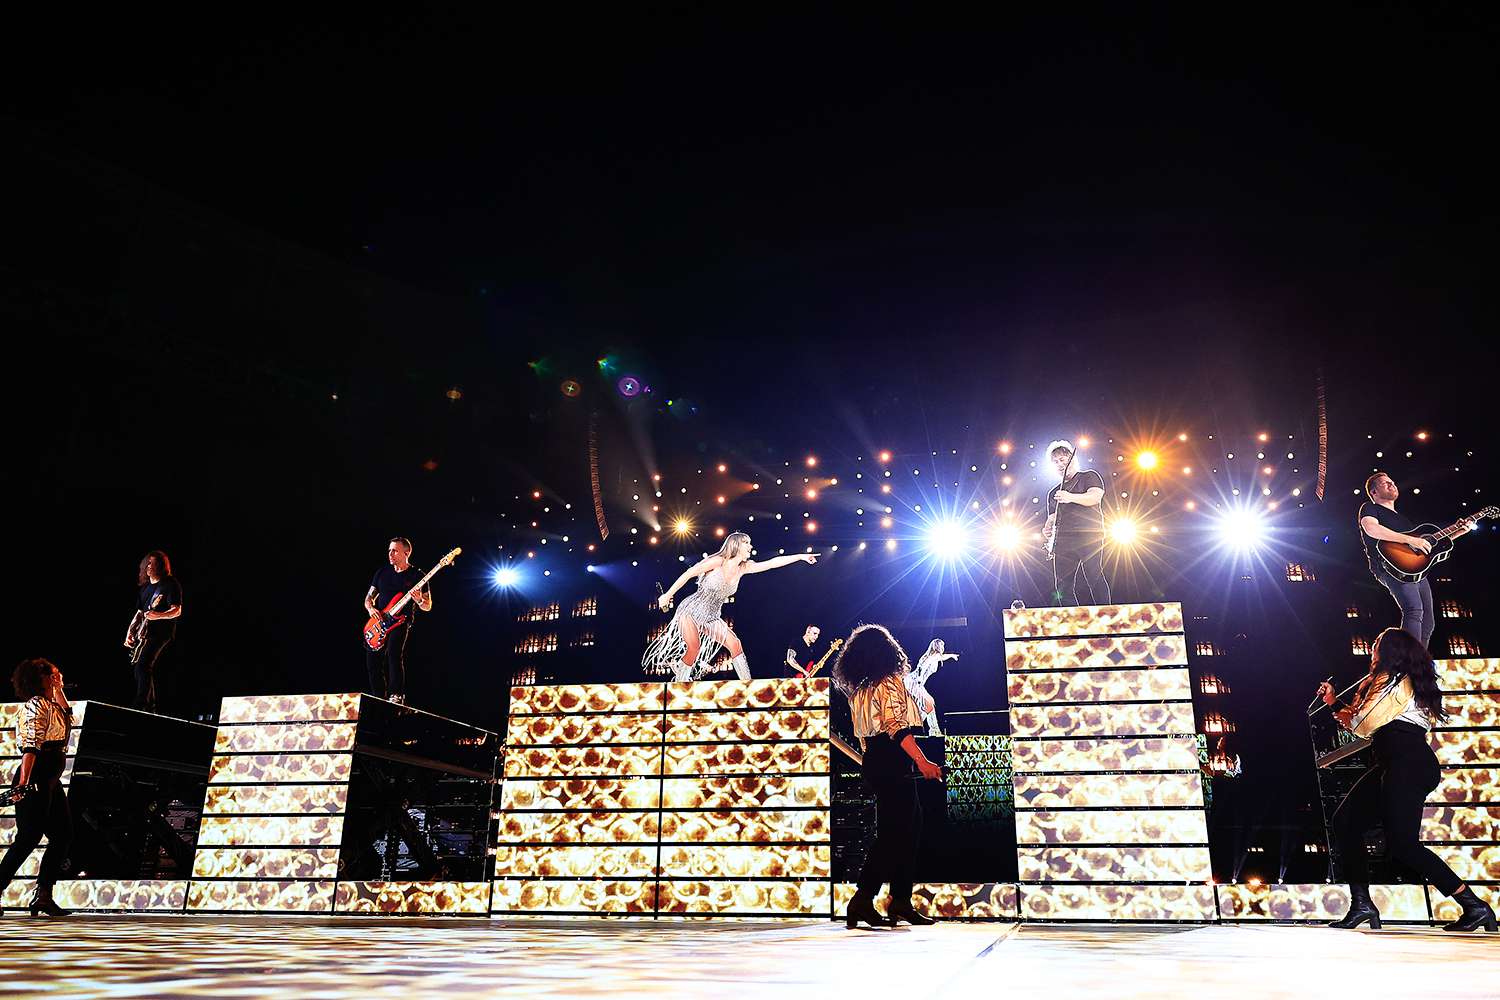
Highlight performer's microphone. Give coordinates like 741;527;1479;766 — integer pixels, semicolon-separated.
1307;675;1334;716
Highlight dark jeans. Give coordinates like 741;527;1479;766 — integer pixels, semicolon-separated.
856;734;922;903
1331;720;1462;896
1374;569;1435;649
133;628;174;713
365;624;410;699
0;746;73;894
1053;542;1110;607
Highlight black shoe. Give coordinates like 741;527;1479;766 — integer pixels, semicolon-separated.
888;902;936;926
1443;887;1498;933
846;893;891;929
1328;884;1381;929
28;888;68;918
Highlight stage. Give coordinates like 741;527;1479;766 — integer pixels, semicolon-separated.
6;916;1496;998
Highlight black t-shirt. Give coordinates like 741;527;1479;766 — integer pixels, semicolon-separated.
138;577;183;635
1047;469;1107;547
786;638;827;678
370;565;428;627
1358;502;1414;574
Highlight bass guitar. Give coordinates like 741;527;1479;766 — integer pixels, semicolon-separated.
362;547;462;651
798;638;845;679
1376;506;1497;583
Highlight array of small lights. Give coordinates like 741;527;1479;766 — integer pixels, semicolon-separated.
489;429;1485;587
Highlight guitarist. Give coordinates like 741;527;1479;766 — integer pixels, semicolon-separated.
1043;440;1110;607
364;537;433;705
1359;472;1435;649
127;550;182;713
785;624;825;678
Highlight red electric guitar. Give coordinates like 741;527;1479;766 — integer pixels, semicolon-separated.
362;547;461;651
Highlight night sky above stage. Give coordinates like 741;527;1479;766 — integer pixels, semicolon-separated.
5;8;1497;751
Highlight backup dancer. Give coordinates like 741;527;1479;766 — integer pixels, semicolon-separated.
906;638;958;737
643;532;817;681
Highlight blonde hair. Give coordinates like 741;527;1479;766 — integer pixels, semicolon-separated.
713;532;752;562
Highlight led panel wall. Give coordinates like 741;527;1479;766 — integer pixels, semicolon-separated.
0;701;86;910
1004;603;1215;921
494;678;833;917
1422;658;1500;921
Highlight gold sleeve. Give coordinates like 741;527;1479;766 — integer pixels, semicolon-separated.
17;697;48;751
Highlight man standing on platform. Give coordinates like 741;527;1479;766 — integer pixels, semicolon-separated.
1358;471;1436;649
1043;440;1110;607
785;624;825;678
364;537;433;704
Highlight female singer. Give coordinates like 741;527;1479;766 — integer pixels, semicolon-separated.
907;638;959;737
0;658;74;916
643;532;817;681
1318;627;1497;932
831;624;944;928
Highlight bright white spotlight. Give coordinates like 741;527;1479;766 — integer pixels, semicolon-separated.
925;519;969;560
1219;509;1266;550
493;566;521;587
1108;518;1138;545
992;521;1023;552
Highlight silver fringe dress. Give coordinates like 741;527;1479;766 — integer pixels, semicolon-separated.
641;569;737;678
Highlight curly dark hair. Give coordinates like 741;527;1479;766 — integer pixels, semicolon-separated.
830;624;910;696
1371;627;1448;722
12;658;57;700
138;550;172;587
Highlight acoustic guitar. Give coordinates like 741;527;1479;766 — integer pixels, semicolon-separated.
1375;506;1497;583
362;547;461;651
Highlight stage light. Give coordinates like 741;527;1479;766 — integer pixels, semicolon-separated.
885;539;897;551
1108;519;1138;545
878;450;892;463
1219;509;1266;550
806;521;818;533
806;488;817;500
859;541;867;550
1178;432;1188;441
881;484;892;494
1416;430;1428;441
586;565;595;573
445;386;463;401
992;521;1023;552
717;463;727;473
648;536;657;545
714;527;725;537
1182;466;1192;475
1077;437;1090;449
925;520;969;560
493;567;521;587
674;518;692;535
806;456;818;468
998;442;1011;455
716;495;726;505
881;516;894;529
532;490;542;499
1257;433;1269;442
1136;451;1158;470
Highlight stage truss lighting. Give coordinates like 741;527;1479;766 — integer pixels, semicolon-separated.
1135;451;1159;470
673;518;694;536
1108;518;1139;545
493;566;522;588
924;519;970;561
991;521;1023;552
1219;508;1266;550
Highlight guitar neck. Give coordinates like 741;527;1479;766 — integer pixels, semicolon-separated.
390;562;447;614
1432;509;1495;542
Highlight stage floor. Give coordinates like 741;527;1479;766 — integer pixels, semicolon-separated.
7;916;1497;998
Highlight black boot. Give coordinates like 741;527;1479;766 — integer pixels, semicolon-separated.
887;899;936;926
1443;886;1498;933
28;884;69;918
845;891;891;929
1328;884;1381;929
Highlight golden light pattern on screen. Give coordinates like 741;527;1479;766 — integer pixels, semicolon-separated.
504;745;663;779
1429;844;1500;882
1006;634;1189;672
1429;731;1500;765
1429;883;1500;923
495;677;833;917
214;722;358;753
54;880;187;911
1016;772;1203;809
198;814;345;848
1020;883;1216;921
1439;694;1500;728
1010;703;1196;739
1017;846;1211;882
1015;809;1208;846
204;784;347;815
335;881;490;914
1008;668;1191;705
1420;806;1500;842
1011;736;1201;773
833;882;1020;920
186;879;336;912
208;752;352;784
193;848;341;879
1434;658;1500;691
1004;602;1184;639
1430;768;1499;803
217;694;361;724
1217;883;1429;921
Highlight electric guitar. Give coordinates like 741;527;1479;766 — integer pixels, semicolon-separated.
362;547;461;651
799;638;844;678
123;610;149;665
1376;506;1496;583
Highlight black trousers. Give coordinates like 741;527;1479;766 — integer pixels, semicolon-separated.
365;624;410;699
1053;541;1110;607
133;627;173;713
0;745;73;894
1331;720;1463;896
856;734;922;903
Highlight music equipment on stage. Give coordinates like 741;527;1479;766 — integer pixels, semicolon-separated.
1375;505;1497;582
1316;738;1371;769
830;732;863;766
801;638;844;679
0;782;38;807
655;581;672;611
362;547;461;651
124;610;148;665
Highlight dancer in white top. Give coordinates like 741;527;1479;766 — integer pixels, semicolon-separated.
905;638;958;736
643;532;818;681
